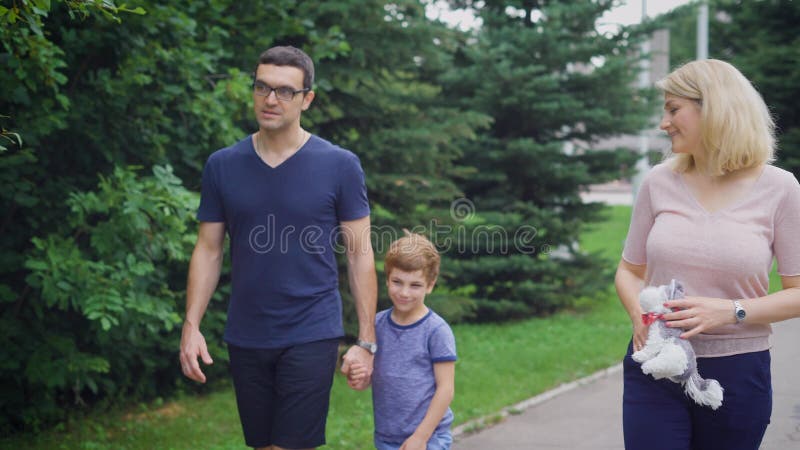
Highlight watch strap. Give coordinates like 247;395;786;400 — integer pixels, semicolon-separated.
356;339;377;354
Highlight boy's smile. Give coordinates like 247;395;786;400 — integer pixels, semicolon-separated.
387;268;434;325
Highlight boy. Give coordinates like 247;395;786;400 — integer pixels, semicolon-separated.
346;232;457;450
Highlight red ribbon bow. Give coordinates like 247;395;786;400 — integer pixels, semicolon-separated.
641;312;665;326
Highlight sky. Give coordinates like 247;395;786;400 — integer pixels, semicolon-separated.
426;0;694;32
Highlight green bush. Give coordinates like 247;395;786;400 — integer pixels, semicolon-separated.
0;165;227;432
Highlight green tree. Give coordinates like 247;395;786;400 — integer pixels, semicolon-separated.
283;1;490;327
0;0;341;431
439;0;649;320
0;0;487;431
713;0;800;176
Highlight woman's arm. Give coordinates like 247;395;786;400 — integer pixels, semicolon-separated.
664;275;800;339
615;259;648;352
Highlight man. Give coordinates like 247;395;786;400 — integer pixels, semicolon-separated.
179;46;377;450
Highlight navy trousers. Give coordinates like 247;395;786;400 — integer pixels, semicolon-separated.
623;340;772;450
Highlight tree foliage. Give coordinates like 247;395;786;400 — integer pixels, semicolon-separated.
438;0;649;320
0;0;485;431
5;166;207;430
2;0;652;432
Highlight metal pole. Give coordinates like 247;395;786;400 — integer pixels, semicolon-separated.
697;1;709;59
633;0;651;201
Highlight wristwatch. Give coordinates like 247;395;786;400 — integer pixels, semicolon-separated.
733;300;746;323
356;339;378;354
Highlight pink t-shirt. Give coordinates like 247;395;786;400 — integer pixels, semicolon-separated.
623;163;800;357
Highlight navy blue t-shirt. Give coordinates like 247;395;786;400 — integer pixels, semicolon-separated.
197;134;370;348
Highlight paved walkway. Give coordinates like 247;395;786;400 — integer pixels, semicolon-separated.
454;319;800;449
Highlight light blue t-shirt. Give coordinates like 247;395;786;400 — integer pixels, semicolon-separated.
372;308;457;443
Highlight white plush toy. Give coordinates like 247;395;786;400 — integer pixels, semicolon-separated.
632;279;724;410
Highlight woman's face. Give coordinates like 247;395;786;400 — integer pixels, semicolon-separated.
660;94;703;156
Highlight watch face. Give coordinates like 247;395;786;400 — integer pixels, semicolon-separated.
358;341;377;353
737;309;746;320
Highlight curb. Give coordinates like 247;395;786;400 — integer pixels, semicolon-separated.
452;363;623;439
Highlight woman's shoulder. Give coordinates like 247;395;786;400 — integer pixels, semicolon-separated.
761;164;800;188
647;162;678;179
638;162;680;192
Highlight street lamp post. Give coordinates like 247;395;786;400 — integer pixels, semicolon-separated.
697;0;709;60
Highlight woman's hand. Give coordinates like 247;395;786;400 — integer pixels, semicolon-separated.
662;296;736;339
632;318;649;352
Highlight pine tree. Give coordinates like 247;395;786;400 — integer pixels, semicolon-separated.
439;0;650;320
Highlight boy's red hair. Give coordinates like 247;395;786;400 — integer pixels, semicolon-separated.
384;231;440;285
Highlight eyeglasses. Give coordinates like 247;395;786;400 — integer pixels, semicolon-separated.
252;81;310;101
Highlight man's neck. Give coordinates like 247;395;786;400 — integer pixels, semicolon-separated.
256;126;308;157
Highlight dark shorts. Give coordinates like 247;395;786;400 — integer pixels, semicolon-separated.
228;338;340;449
623;340;772;450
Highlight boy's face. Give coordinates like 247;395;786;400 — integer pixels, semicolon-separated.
386;268;434;318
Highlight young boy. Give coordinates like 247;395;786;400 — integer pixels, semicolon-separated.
346;232;457;450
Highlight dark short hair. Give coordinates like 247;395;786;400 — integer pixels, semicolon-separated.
255;46;314;90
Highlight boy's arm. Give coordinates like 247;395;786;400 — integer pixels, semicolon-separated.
401;361;456;449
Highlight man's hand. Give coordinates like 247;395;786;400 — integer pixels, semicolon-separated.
179;321;213;383
341;345;374;390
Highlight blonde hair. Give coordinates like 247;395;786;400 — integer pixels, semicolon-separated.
384;231;440;285
656;59;775;175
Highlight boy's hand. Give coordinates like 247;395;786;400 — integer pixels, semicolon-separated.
343;362;371;390
399;434;427;450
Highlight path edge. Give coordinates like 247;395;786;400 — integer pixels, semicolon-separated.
452;362;623;439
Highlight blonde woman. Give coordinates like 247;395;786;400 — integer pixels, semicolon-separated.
616;59;800;449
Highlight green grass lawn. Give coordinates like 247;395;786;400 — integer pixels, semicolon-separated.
2;206;636;450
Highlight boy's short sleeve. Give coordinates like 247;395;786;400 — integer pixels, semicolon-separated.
622;173;655;265
428;324;457;363
336;152;370;222
774;174;800;276
197;155;226;223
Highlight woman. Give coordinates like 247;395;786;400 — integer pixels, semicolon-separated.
616;58;800;449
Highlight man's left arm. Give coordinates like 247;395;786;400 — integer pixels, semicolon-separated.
339;215;377;384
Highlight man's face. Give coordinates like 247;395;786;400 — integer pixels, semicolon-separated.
252;64;314;133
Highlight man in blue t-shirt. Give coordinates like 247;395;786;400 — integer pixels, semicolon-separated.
179;46;378;450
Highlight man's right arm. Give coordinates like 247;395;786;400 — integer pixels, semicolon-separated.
179;221;225;383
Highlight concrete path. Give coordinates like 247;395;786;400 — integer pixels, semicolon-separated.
454;319;800;449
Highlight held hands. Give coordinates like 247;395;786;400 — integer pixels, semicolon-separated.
344;362;371;390
662;296;737;339
179;321;213;383
340;345;374;390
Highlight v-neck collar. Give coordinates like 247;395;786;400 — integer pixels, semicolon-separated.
250;133;312;170
677;165;767;215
